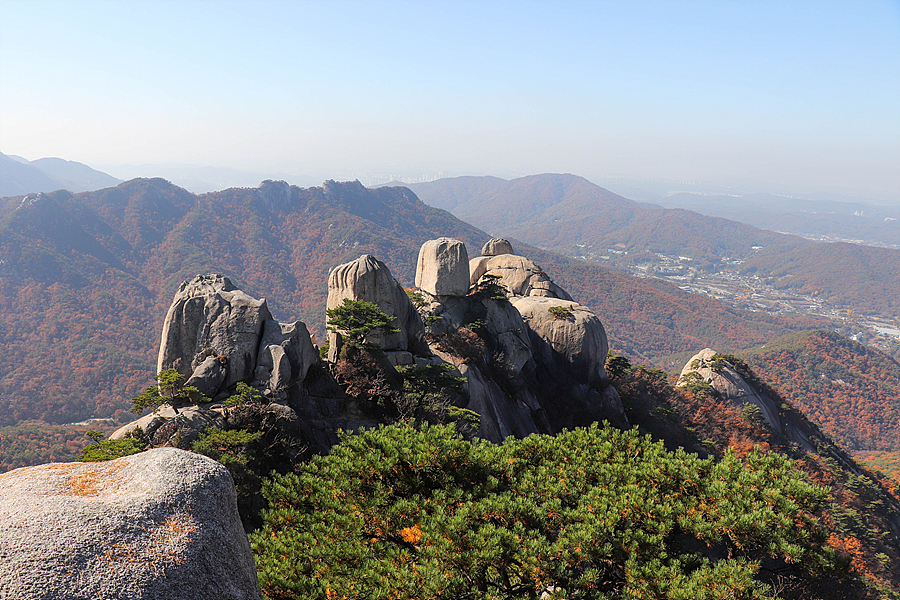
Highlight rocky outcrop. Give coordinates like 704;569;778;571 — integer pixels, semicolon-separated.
255;179;292;211
0;448;262;600
413;238;625;440
469;253;572;300
109;403;226;447
415;237;470;296
481;237;514;257
327;254;428;359
158;274;317;397
158;274;273;390
512;297;609;386
678;349;816;452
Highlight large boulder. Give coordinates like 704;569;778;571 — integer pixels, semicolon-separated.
415;238;470;297
481;238;514;256
470;254;572;300
327;254;428;357
158;274;273;391
512;297;609;386
0;448;262;600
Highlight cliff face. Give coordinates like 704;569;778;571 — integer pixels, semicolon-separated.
117;237;625;451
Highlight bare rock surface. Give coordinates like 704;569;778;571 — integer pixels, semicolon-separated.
0;448;261;600
415;237;470;296
257;319;318;391
481;237;514;256
678;349;816;452
186;355;228;397
472;254;572;300
158;274;273;391
512;297;609;386
327;254;427;357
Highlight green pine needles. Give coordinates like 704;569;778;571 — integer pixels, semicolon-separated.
326;299;400;353
130;368;207;414
251;422;837;600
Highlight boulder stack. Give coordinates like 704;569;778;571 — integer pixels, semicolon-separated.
157;274;317;397
0;448;262;600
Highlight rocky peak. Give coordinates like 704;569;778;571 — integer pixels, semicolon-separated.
255;179;293;211
327;254;428;360
415;237;470;296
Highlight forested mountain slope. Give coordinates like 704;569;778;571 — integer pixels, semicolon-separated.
0;179;822;426
740;330;900;453
408;174;900;316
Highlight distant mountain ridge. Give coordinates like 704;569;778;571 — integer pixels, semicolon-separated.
659;191;900;247
407;174;900;317
0;152;120;196
0;177;823;425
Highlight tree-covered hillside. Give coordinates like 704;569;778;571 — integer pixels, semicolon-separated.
0;178;824;429
408;174;900;317
741;330;900;453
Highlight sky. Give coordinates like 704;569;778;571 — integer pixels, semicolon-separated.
1;0;899;199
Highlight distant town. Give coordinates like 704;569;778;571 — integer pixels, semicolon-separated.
574;239;900;358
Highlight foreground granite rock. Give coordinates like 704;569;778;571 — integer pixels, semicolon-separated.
0;448;262;600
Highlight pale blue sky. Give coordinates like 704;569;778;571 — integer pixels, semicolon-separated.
1;0;898;197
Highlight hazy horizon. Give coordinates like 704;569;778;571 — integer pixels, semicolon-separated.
2;0;898;202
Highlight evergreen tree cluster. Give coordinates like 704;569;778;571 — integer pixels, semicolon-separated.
251;423;837;600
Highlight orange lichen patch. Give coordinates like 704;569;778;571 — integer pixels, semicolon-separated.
160;514;198;537
97;512;197;574
65;462;126;497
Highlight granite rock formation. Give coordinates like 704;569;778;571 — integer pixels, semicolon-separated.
0;448;262;600
327;254;428;360
118;241;625;451
415;237;470;296
678;348;817;453
158;274;317;397
415;239;625;439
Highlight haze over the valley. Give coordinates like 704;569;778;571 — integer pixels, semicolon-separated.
1;0;898;204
